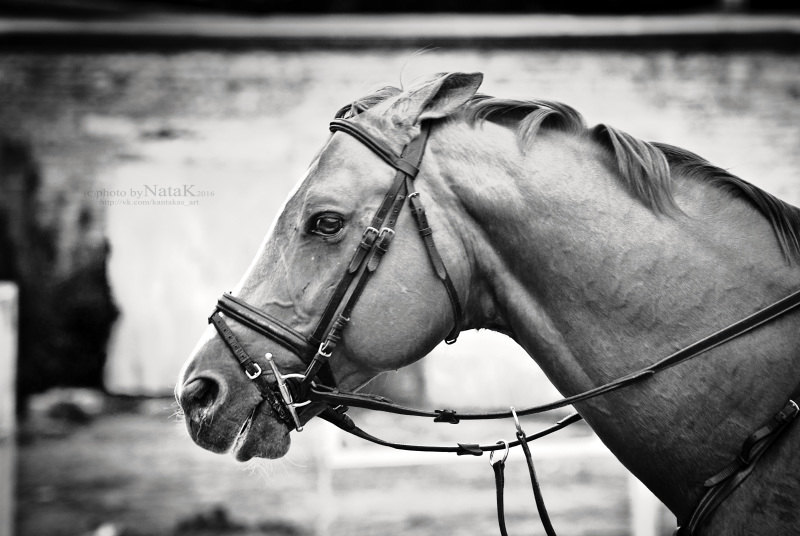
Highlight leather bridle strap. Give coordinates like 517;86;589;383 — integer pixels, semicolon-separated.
212;294;337;389
327;119;462;345
677;396;800;535
296;119;438;395
318;407;583;455
298;118;462;393
322;405;567;536
306;120;423;350
492;454;509;536
208;311;295;426
208;116;464;431
216;293;314;358
491;417;558;536
328;119;420;177
406;176;463;343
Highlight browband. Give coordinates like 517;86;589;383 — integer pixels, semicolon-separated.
330;119;420;177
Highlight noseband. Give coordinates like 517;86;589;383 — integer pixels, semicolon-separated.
206;108;800;536
208;113;463;430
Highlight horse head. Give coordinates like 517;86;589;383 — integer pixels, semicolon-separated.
176;72;485;460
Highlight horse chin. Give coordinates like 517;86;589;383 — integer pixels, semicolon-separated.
232;402;291;461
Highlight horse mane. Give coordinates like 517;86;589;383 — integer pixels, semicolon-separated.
338;88;800;262
652;142;800;261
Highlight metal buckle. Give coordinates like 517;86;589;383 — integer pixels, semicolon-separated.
780;399;800;422
245;363;262;380
317;340;333;359
265;353;310;432
376;227;395;251
511;406;523;434
360;226;379;248
408;191;420;199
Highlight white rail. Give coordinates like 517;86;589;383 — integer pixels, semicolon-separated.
0;283;18;536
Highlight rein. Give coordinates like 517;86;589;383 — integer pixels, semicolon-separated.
208;111;800;536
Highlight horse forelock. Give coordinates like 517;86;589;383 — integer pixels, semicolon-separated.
338;85;800;263
335;86;403;119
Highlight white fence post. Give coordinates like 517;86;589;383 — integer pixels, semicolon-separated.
628;473;663;536
0;282;18;536
315;424;336;536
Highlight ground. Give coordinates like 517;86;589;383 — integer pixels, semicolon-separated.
15;394;673;536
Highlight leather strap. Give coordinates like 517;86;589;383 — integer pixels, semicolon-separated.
325;119;461;344
317;408;582;455
492;459;509;536
517;426;557;536
217;294;314;358
490;418;558;536
306;383;577;422
215;295;337;388
677;397;800;535
329;119;420;177
308;154;411;347
650;288;800;373
406;178;462;343
209;311;294;426
295;120;436;396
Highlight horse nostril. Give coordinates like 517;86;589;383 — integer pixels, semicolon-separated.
180;377;220;414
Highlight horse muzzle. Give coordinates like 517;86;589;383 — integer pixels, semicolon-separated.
177;365;293;460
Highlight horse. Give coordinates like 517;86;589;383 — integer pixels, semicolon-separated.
176;72;800;535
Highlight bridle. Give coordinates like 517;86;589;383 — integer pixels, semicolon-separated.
207;106;800;536
209;108;463;432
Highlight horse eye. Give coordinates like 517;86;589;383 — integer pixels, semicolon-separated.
309;213;344;236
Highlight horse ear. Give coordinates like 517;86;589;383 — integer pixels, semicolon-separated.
393;72;483;124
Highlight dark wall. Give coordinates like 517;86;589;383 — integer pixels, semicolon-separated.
0;138;117;414
2;0;797;16
206;0;720;13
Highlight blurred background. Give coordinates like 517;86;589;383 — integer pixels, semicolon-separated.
0;1;798;535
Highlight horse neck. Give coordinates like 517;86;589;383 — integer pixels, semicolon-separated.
433;120;800;517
